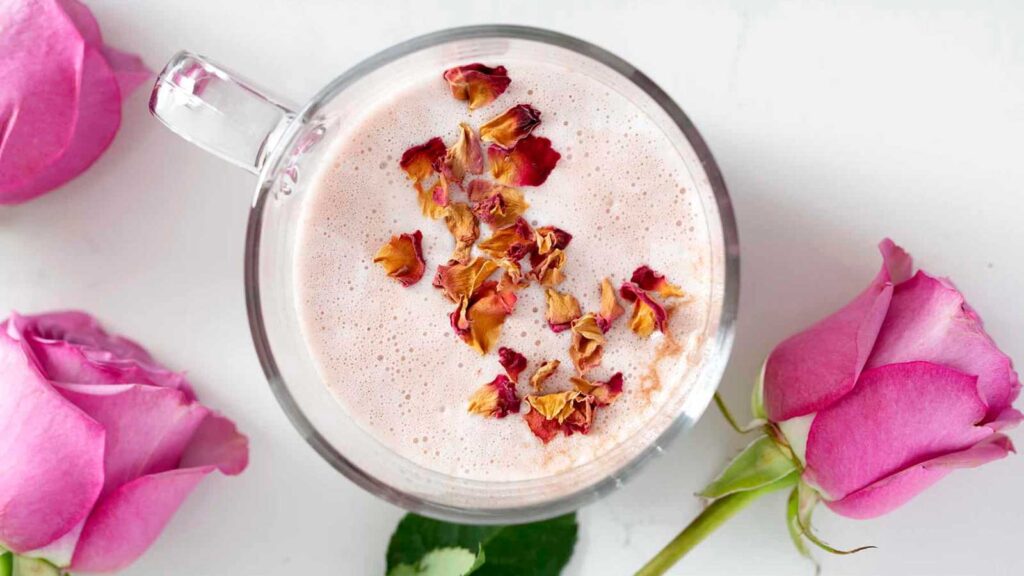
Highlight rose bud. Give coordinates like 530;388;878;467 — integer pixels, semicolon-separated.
763;239;1020;519
0;311;248;573
639;239;1021;574
0;0;150;204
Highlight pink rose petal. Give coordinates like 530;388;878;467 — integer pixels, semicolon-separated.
0;329;105;552
55;0;102;42
7;45;122;201
69;467;213;573
180;413;250;475
0;0;150;204
805;361;991;502
19;311;196;399
826;434;1015;519
20;311;155;364
101;45;152;99
866;271;1021;421
53;383;209;498
763;239;912;421
0;0;83;195
987;406;1023;432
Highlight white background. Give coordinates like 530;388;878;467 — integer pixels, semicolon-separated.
2;1;1022;574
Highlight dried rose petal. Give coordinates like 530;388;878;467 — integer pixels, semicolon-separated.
445;123;483;183
443;202;479;264
620;282;669;338
488;136;561;187
466;179;496;203
433;257;498;302
478;217;535;261
532;226;573;264
480;104;542;149
449;281;518;354
498;346;528;382
416;181;448;220
569;313;605;374
471;184;529;228
631;265;685;298
530;248;567;287
467;374;520;418
372;230;425;287
399;137;446;183
495;257;529;291
442;63;511;110
597;278;626;332
529;359;560;391
572;372;624;406
545;288;581;333
560;398;595;436
526;390;580;421
524;408;561;444
524;390;596;441
433;176;452;207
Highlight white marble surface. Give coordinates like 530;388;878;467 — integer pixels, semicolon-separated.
2;1;1022;574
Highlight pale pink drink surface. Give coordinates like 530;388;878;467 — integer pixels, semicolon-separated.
295;59;716;481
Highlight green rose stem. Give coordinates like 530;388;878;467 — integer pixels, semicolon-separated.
634;472;798;576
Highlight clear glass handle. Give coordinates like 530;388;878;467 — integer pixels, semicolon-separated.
149;52;296;174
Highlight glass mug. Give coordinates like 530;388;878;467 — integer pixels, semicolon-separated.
150;25;739;523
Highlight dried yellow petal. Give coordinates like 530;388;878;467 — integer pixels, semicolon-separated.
529;359;560;392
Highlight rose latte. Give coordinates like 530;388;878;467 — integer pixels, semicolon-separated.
295;59;716;482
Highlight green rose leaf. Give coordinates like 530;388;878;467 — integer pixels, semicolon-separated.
699;435;798;499
387;546;485;576
386;513;577;576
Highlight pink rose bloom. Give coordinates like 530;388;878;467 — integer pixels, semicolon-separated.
0;311;248;572
763;239;1021;519
0;0;150;204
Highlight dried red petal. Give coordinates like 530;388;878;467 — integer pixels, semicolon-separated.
560;398;595;436
523;390;597;441
498;346;528;382
471;184;529;228
488;136;561;187
524;408;561;444
631;265;686;298
372;230;425;287
530;225;573;267
529;359;560;392
443;202;479;264
466;179;496;203
445;123;484;183
596;278;625;332
569;313;605;374
449;281;518;354
433;257;498;302
399;137;446;182
467;374;520;418
480;104;542;149
534;226;572;253
620;282;669;337
478;217;535;261
530;248;567;287
443;63;511;110
572;372;624;407
545;288;581;333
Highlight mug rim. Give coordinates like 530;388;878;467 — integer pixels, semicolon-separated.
244;24;740;523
